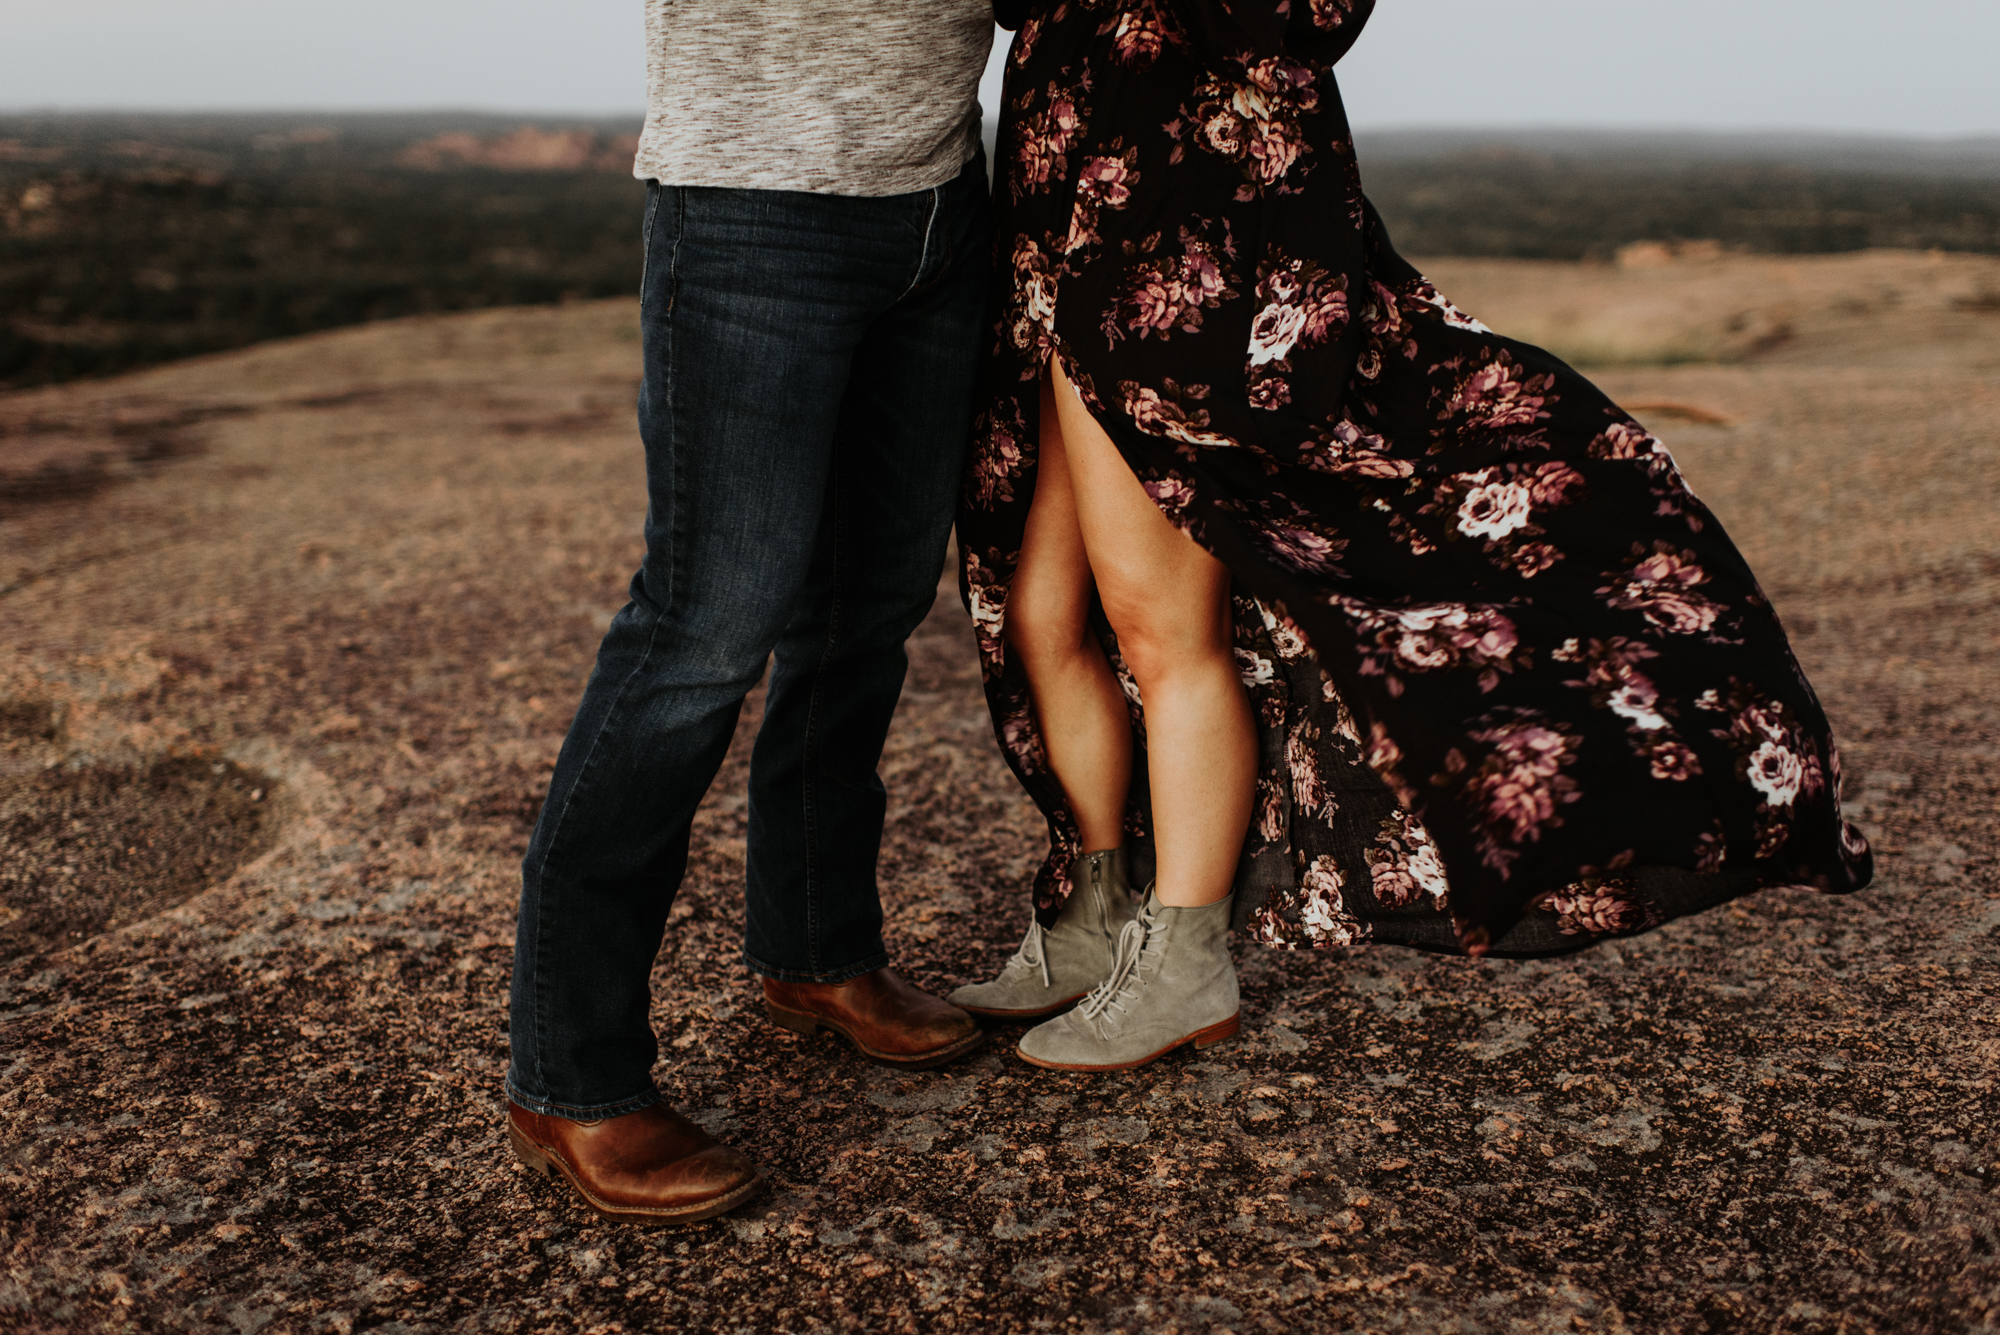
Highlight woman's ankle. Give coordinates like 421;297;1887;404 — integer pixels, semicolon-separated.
1152;884;1231;909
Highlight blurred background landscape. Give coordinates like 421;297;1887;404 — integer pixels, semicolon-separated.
4;110;1998;391
0;113;646;389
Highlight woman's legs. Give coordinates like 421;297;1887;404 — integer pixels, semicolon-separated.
1003;376;1134;853
951;382;1141;1019
978;356;1252;1060
1011;358;1249;1068
1045;357;1256;908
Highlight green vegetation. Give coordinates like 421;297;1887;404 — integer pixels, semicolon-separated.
1;168;644;388
1362;151;2000;260
3;115;1997;391
0;114;646;390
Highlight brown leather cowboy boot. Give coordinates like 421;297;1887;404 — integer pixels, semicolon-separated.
508;1100;763;1224
762;966;984;1070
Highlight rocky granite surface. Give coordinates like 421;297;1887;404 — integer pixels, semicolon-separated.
2;252;1997;1333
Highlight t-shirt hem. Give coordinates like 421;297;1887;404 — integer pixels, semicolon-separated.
629;138;980;199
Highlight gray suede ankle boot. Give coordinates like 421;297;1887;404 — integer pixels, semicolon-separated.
1015;889;1239;1071
949;849;1138;1020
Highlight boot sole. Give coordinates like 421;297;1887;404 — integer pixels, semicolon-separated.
765;1001;988;1070
508;1121;764;1225
955;992;1089;1021
1015;1012;1241;1073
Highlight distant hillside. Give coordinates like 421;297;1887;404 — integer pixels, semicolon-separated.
0;114;648;390
4;115;1998;390
0;111;645;178
1352;128;2000;179
1351;128;2000;259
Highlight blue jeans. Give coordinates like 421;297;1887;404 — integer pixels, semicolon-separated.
507;156;991;1118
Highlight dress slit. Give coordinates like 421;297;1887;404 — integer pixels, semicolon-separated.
957;0;1870;954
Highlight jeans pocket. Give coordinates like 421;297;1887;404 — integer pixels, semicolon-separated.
639;181;662;305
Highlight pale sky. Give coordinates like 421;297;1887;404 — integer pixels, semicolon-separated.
2;0;1996;138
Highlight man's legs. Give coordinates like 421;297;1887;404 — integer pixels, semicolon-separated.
743;159;993;982
507;172;984;1118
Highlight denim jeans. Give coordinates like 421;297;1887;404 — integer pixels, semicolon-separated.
507;155;991;1118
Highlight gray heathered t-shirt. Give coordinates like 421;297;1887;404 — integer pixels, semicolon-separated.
636;2;995;198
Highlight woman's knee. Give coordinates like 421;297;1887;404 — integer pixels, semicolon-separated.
1098;590;1230;687
1003;591;1091;674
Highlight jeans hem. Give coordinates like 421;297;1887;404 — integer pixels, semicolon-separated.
504;1080;662;1121
742;949;889;986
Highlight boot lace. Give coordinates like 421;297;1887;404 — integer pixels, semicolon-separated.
999;856;1109;990
1000;918;1051;988
1077;907;1164;1027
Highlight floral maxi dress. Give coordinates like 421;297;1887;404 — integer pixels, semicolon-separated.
959;0;1873;955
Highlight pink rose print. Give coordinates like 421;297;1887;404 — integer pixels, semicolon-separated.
1644;738;1702;781
1694;821;1729;873
1246;374;1292;411
1534;881;1648;936
1298;855;1367;945
1005;236;1058;373
1247;250;1349;364
1695;679;1834;862
1104;223;1239;345
1010;82;1083;203
963;548;1012;676
1330;597;1525;695
1119;377;1239;452
1456;479;1533;540
1257;509;1348;576
1257;602;1315;661
1552;636;1703;773
1755;806;1792;858
1366;811;1450;910
1511;543;1561;578
1309;0;1357;28
1175;57;1322;193
1590;417;1707;531
1236;647;1277;687
1588;420;1661;461
1244;248;1350;405
1248;302;1310;368
1008;14;1041;68
1600;541;1724;635
958;0;1869;954
1064;145;1138;255
1142;470;1200;524
1606;681;1666;730
1286;719;1338;825
1746;739;1805;807
1365;721;1418;807
1097;0;1177;64
1255;772;1287;842
1456;712;1584;876
1300;416;1411;478
1524;461;1586;508
999;699;1047;777
1436;349;1556;433
1362;279;1414;344
1424;461;1582;577
967;408;1027;508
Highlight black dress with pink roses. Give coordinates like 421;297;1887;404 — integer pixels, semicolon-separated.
960;0;1872;955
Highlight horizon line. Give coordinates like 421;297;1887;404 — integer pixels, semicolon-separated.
1;108;1998;145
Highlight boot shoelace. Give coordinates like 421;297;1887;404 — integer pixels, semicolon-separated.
1003;856;1110;989
1078;909;1164;1026
1003;918;1051;988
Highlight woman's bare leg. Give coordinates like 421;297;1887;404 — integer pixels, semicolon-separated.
1046;358;1256;908
1003;375;1134;852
